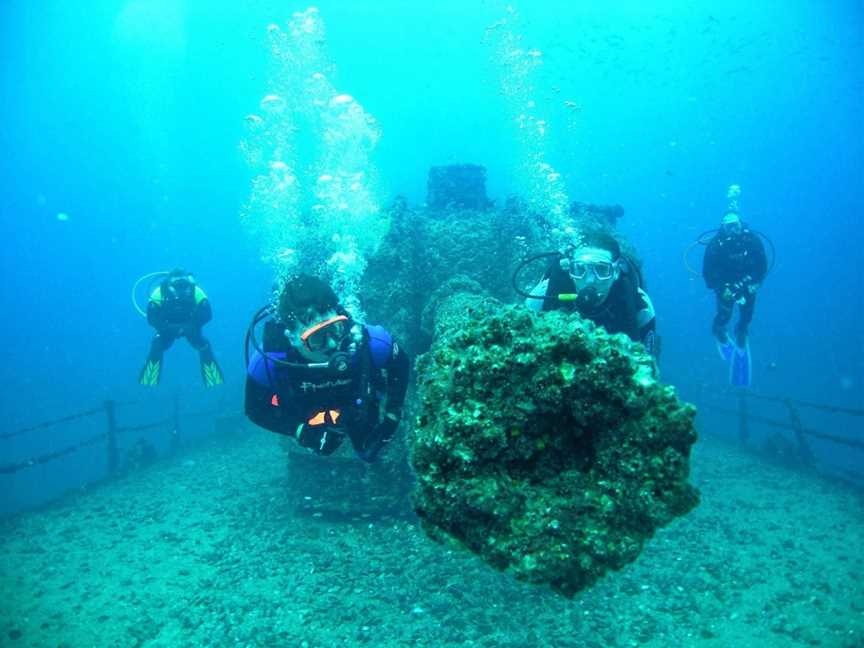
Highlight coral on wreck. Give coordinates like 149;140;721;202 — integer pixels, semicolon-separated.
411;294;699;597
361;200;540;357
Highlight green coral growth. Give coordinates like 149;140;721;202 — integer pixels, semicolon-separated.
410;295;699;597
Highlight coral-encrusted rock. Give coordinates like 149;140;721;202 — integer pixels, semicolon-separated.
410;295;700;597
361;200;538;357
427;164;491;211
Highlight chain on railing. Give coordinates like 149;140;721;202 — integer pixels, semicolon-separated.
700;402;864;450
0;432;108;475
0;396;220;477
728;389;864;417
0;408;103;441
116;419;173;435
700;386;864;490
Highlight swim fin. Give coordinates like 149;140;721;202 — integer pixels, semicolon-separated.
139;359;161;386
199;346;224;387
730;341;752;388
716;333;735;363
202;362;223;387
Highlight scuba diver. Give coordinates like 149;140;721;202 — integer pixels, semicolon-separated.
520;230;658;358
244;274;410;462
138;269;224;387
702;210;768;386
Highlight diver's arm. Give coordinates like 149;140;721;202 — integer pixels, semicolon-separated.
353;340;410;462
146;300;167;330
383;341;410;418
748;234;769;284
636;288;659;358
640;319;659;361
702;240;722;291
244;358;303;436
243;357;341;453
245;376;289;434
189;298;213;328
525;278;549;312
636;295;660;377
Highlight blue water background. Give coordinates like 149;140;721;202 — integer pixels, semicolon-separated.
0;1;861;514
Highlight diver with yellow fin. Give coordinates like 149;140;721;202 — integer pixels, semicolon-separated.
135;269;224;387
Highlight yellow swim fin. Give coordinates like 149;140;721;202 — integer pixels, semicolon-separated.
139;359;161;387
202;360;224;387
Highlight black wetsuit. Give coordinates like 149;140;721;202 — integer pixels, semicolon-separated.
538;260;658;357
147;287;212;353
140;281;222;386
245;321;410;462
702;227;767;344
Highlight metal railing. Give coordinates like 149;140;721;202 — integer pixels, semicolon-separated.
1;396;203;477
699;388;864;484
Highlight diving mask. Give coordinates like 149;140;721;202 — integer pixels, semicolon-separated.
568;247;618;282
299;314;349;353
721;212;742;235
567;247;618;310
166;276;194;300
571;260;616;281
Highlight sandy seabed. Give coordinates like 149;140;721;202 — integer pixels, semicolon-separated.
1;429;862;648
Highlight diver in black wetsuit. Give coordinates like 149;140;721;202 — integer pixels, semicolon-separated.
702;211;768;348
244;274;410;462
139;269;223;387
524;231;658;358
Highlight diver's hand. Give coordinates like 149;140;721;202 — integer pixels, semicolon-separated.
295;423;343;455
375;413;400;445
161;323;187;337
357;414;400;462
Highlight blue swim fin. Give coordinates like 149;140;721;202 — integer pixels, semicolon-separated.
716;334;735;363
730;341;752;388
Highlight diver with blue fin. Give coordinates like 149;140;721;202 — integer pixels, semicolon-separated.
701;191;769;387
135;269;224;387
244;274;410;463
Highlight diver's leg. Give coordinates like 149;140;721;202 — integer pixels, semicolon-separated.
347;422;375;463
139;331;174;386
712;292;734;343
734;295;756;347
187;329;224;387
